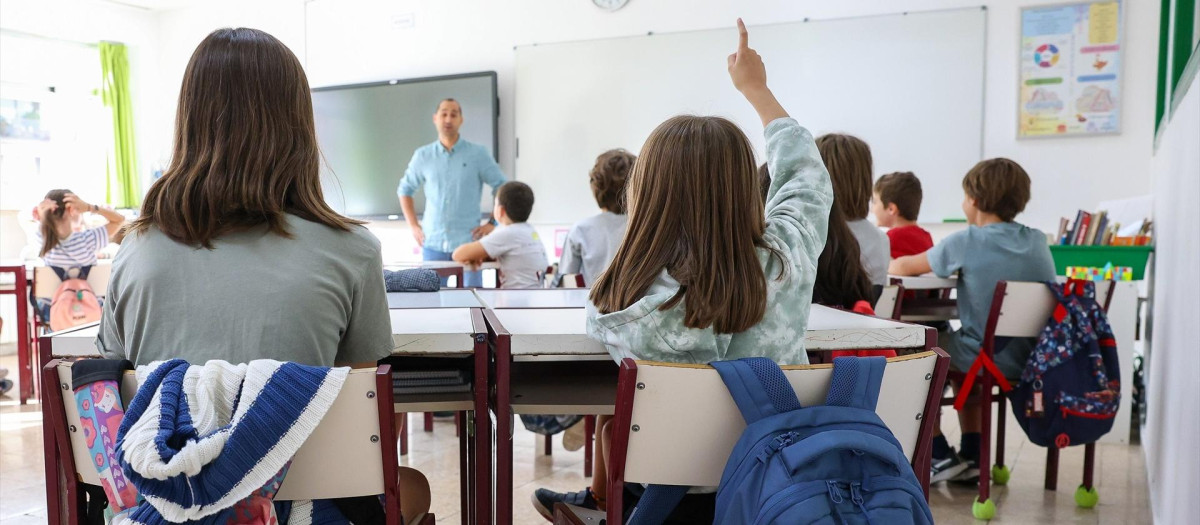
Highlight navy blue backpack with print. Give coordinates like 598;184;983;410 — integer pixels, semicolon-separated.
629;357;932;525
1009;280;1121;449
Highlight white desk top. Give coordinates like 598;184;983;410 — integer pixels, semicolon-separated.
45;323;102;357
805;305;928;349
473;288;590;309
890;274;957;290
491;308;608;358
491;304;928;358
389;308;480;355
386;290;484;309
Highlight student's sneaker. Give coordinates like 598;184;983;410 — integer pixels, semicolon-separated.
930;447;970;484
950;458;981;485
531;487;598;522
0;379;13;396
562;419;586;452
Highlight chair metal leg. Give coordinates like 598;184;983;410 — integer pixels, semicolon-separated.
1045;446;1060;491
995;393;1007;468
544;433;553;455
584;415;596;478
399;413;409;457
424;412;434;432
1082;442;1096;490
978;375;993;504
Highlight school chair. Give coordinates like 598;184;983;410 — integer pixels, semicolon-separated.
40;359;429;525
0;263;32;403
27;264;113;399
943;280;1115;520
554;351;951;525
874;283;905;321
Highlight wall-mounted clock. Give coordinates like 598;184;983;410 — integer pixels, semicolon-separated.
592;0;630;12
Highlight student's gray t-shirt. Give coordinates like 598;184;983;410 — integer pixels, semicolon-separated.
559;211;627;286
927;221;1056;374
96;214;395;367
847;218;890;286
479;222;549;289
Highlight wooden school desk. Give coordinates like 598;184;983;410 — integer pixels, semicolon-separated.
481;296;936;525
385;296;491;525
890;273;959;322
0;262;32;403
38;302;495;525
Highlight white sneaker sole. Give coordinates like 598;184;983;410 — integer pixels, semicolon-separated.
930;462;970;484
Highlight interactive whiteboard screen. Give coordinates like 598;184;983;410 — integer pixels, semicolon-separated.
314;72;497;218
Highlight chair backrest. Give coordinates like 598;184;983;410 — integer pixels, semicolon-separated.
559;274;585;288
874;284;903;320
34;264;112;300
988;280;1115;339
47;360;395;501
617;351;943;487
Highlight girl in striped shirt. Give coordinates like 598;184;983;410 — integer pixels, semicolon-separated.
33;189;125;268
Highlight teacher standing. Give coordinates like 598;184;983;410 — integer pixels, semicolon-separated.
397;98;507;287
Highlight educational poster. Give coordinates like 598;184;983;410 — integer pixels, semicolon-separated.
1019;1;1122;137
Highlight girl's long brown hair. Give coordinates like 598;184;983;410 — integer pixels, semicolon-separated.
590;116;775;333
812;203;874;309
130;28;359;248
39;189;70;257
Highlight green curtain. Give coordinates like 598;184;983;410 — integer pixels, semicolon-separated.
99;41;140;208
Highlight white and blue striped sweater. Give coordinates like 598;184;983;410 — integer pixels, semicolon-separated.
114;359;350;524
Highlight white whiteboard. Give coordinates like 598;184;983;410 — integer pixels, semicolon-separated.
515;8;986;224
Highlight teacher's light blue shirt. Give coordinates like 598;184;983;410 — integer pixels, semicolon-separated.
397;139;507;253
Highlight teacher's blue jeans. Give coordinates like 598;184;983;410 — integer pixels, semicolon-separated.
423;247;482;288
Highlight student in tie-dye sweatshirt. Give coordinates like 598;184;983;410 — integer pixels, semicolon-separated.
531;19;834;521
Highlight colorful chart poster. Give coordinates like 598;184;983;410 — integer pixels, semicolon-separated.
1019;1;1123;137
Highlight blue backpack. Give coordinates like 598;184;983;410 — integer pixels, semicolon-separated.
1008;280;1120;449
628;357;932;525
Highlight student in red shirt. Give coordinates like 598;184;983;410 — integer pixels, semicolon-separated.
872;171;933;257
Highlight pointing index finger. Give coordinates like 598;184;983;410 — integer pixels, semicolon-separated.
737;18;748;50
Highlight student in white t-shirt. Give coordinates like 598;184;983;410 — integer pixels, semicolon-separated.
558;149;634;286
453;181;549;289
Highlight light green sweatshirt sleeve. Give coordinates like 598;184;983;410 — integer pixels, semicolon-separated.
762;117;834;281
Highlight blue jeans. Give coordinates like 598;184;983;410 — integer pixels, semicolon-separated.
423;247;482;288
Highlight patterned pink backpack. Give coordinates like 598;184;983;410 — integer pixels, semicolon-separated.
48;266;102;332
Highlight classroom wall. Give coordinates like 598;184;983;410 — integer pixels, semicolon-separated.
1144;71;1199;525
144;0;1160;232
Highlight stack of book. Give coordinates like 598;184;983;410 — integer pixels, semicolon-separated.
1056;210;1152;246
392;369;471;396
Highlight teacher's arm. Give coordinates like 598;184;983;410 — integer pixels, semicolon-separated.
472;151;509;239
398;152;426;246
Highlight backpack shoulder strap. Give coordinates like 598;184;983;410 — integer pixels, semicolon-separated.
711;358;803;424
825;356;887;410
626;485;690;525
49;266;69;283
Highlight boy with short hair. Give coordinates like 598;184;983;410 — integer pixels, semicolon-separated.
453;181;549;289
890;158;1056;483
872;171;934;258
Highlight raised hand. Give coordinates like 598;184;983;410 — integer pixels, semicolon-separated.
62;193;93;213
726;18;788;127
727;18;767;94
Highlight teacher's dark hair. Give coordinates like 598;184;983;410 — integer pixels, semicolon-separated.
131;28;360;248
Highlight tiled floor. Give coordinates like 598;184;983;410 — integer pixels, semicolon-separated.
0;352;1151;524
